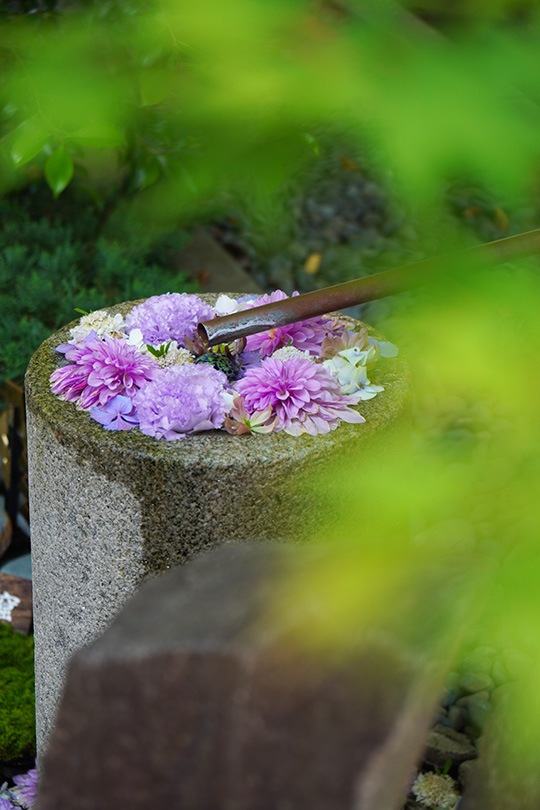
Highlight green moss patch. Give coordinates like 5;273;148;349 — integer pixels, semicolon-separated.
0;623;35;760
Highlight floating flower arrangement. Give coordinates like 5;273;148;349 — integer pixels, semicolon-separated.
49;291;397;440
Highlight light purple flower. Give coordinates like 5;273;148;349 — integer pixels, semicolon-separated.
124;293;214;346
0;799;14;810
55;329;99;355
90;395;139;431
244;290;335;357
134;364;228;440
10;763;37;808
235;355;366;436
50;336;159;409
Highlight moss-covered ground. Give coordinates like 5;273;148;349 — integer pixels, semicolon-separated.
0;623;35;761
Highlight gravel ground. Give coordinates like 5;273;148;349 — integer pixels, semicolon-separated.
212;142;539;332
401;646;521;809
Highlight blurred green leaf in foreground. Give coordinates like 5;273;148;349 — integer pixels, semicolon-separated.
2;0;540;803
1;0;540;235
270;252;540;805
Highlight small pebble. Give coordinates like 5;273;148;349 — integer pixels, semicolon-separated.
440;687;459;708
458;758;479;790
490;685;508;706
445;672;460;689
458;653;493;674
468;698;492;731
458;672;494;694
491;658;508;686
456;690;491;709
423;724;477;768
448;705;466;731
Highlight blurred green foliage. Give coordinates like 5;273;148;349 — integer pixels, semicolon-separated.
1;0;540;233
275;251;540;803
1;0;540;801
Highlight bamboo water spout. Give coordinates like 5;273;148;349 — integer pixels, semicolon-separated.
198;228;540;347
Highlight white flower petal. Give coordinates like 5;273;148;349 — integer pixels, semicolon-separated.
214;294;240;316
369;338;399;358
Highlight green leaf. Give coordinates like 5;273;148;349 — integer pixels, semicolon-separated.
139;67;175;106
131;153;162;191
146;341;172;358
10;117;48;168
69;124;125;148
74;308;89;316
302;132;320;157
45;146;74;198
78;184;105;210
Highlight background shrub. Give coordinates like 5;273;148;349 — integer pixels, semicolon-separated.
0;190;196;391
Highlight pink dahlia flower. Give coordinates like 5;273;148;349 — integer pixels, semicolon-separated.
235;355;366;436
124;293;214;346
50;336;159;409
244;290;335;357
134;364;228;439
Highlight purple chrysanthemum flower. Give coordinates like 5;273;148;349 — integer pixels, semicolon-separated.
134;364;228;440
90;395;140;431
10;763;38;808
235;355;366;436
124;293;214;346
50;336;159;409
0;799;14;810
244;290;335;357
49;363;90;403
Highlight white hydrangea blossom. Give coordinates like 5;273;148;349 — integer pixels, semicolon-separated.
214;294;240;316
127;330;194;367
368;337;399;358
339;344;379;365
271;345;314;362
155;344;194;368
0;591;21;622
411;772;460;809
126;328;147;352
322;346;384;398
213;294;254;317
69;310;126;343
221;389;237;410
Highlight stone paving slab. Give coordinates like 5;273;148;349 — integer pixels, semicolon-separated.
37;544;444;810
174;229;262;293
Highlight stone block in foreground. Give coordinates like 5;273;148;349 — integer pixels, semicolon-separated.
25;294;411;754
37;544;442;810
